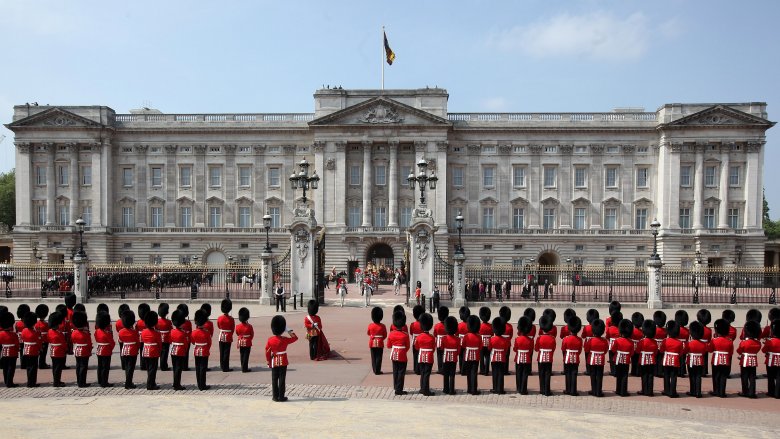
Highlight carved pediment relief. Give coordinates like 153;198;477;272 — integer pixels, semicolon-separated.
541;197;560;205
6;107;104;130
510;196;529;206
663;105;774;129
308;97;450;127
571;197;590;205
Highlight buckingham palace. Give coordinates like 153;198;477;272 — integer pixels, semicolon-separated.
5;88;774;271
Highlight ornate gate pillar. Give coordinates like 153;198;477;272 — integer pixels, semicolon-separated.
408;209;437;301
72;253;88;304
290;208;321;304
260;251;274;305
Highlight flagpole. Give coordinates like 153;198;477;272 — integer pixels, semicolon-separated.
381;26;385;91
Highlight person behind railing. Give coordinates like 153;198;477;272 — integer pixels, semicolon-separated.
275;283;286;313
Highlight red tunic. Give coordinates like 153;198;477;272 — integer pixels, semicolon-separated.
503;323;514;343
636;337;658;365
203;321;214;337
157;318;173;344
488;334;511;363
709;336;734;366
0;329;19;358
71;328;93;358
414;332;436;364
727;325;737;342
631;328;643;350
15;321;25;346
47;329;67;358
540;325;557;338
527;324;537;339
34;320;50;344
559;325;570;339
606;325;621;352
581;324;594;342
191;327;212;357
235;322;254;348
386;329;410;362
737;338;761;368
761;325;771;341
461;333;481;362
141;328;162;358
605;316;614;328
304;315;323;338
610;337;634;365
654;327;667;349
265;333;298;367
762;337;780;367
170;328;190;356
700;326;713;344
478;322;493;348
433;322;446;349
135;319;147;339
20;327;41;357
409;321;422;347
457;321;469;344
217;314;235;343
390;324;409;335
115;319;124;333
561;334;583;364
659;338;685;367
441;334;460;363
513;335;534;364
686;339;708;367
118;328;140;356
94;328;115;357
181;320;193;334
366;322;388;349
535;334;556;363
584;336;608;366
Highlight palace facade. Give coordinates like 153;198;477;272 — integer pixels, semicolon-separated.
6;88;774;270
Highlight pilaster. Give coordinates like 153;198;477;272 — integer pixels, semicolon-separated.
361;140;373;227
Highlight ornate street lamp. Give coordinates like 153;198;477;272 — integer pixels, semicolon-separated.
407;158;438;205
566;257;575;303
225;255;233;298
650;218;661;261
289;157;319;205
263;213;272;252
455;211;464;255
75;217;86;258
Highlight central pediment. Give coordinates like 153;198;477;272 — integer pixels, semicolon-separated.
661;105;774;129
6;107;106;130
308;96;451;127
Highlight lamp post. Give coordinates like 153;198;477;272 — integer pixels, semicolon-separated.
33;246;44;298
225;255;233;298
693;250;702;304
407;158;438;205
263;213;272;252
567;257;575;303
455;211;464;255
75;217;86;258
288;157;320;206
650;218;661;261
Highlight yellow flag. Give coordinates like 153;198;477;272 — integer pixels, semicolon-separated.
384;31;395;65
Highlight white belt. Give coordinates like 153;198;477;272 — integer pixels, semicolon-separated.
97;343;111;346
159;331;170;334
465;347;479;352
391;345;404;351
2;344;16;347
540;349;552;353
194;343;207;346
219;329;231;333
591;351;605;355
444;348;457;354
171;342;185;346
123;342;137;345
769;352;780;360
419;348;433;353
74;343;88;346
273;351;286;355
23;342;37;345
144;343;159;346
49;343;63;346
372;335;385;339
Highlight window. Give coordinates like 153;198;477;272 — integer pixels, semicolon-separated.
269;207;281;228
483;245;492;250
705;165;717;187
513;166;525;187
122;207;134;227
401;166;412;186
180;207;192;227
209;166;222;187
180;166;192;187
123;257;134;264
239;243;249;249
514;245;523;250
268;167;280;187
181;243;190;249
452;167;464;187
604;208;617;229
58;165;69;186
482;258;493;266
483;145;496;153
728;208;739;229
635;208;648;230
375;165;386;186
81;206;92;226
36;205;47;225
150;207;163;227
605;167;618;188
679;208;691;229
239;206;251;228
347;207;361;227
729;166;740;186
239;166;251;187
400;207;412;227
350;165;361;186
483;167;495;188
482;207;494;229
58;205;69;226
574;167;587;188
680;165;692;187
209;206;222;227
150;166;163;187
575;146;588;153
81;165;92;186
512;208;524;229
606;146;619;153
151;243;161;249
122;168;133;187
543;166;556;188
574;208;586;230
575;244;584;252
544;146;557;153
636;260;645;269
34;166;46;185
513;258;523;268
150;255;162;265
703;208;715;229
637;245;646;251
543;208;556;230
636;167;649;188
374;207;387;227
606;246;615;251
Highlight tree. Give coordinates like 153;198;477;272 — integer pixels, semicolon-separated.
763;189;780;240
0;169;14;229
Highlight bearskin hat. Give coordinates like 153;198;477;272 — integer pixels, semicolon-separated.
631;312;644;328
539;315;553;333
64;292;76;309
0;311;15;330
393;311;407;330
35;304;49;320
479;306;491;323
586;309;599;324
674;310;689;327
0;306;7;316
144;310;158;329
568;316;582;335
95;312;111;330
467;315;481;334
307;300;319;316
221;298;233;314
618;319;634;338
499;306;511;324
96;303;109;315
459;306;471;322
69;311;85;329
200;303;212;317
158;303;170;318
73;303;86;314
270;315;286;336
722;309;736;324
138;303;150;319
22;311;36;329
492;317;505;337
611;311;623;327
543;308;556;323
768;307;780;323
393;304;405;316
563;308;576;324
689;321;703;341
591;319;606;337
16;304;30;319
642;319;656;339
523;307;536;322
697;309;712;326
714;319;730;337
445;316;458;336
412;305;424;320
653;311;667;328
437;306;450;323
745;309;762;324
238;307;250;323
743;320;761;339
117;303;130;318
608;300;622;315
55;304;67;316
177;303;189;318
772;319;780;338
371;307;383;324
171;310;185;328
666;321;680;339
193;309;208;327
47;311;62;329
517;316;532;336
419;313;434;332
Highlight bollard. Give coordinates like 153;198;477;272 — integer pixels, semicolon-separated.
190;290;197;301
730;286;737;305
571;290;576;303
155;289;160;300
421;294;426;312
771;287;777;305
121;290;126;300
692;286;699;305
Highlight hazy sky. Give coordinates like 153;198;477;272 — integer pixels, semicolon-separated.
2;0;779;216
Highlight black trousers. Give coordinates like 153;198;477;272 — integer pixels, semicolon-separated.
172;355;185;388
442;362;456;394
465;360;479;394
608;352;616;376
139;345;147;370
0;357;15;387
711;364;729;397
504;356;510;376
184;346;191;371
515;363;531;394
740;366;756;397
458;346;465;375
195;356;209;390
119;342;125;370
436;348;444;374
688;365;702;397
271;365;287;400
615;364;629;396
219;342;231;371
51;357;65;385
122;355;137;388
145;356;159;389
590;365;604;396
38;343;49;368
678;355;687;377
640;364;655;395
654;352;664;377
24;355;38;387
95;356;110;386
419;362;432;394
564;363;578;395
479;347;490;375
309;336;318;361
240;347;251;372
491;361;505;393
663;366;679;396
538;362;552;396
412;348;419;374
370;347;383;374
767;366;779;398
160;343;170;370
275;296;286;312
630;354;640;377
392;361;406;394
75;356;89;387
702;352;709;376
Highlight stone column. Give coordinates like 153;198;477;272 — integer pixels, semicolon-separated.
68;143;80;224
334;142;347;227
466;144;481;228
589;145;603;229
289;213;320;303
529;145;543;228
647;257;663;309
361;140;373;227
45;143;55;225
452;251;466;307
194;145;207;226
434;141;449;229
260;250;274;305
135;144;149;227
313;141;326;223
101;140;113;227
692;143;704;229
409;219;436;301
91;143;103;227
164;145;178;226
744;142;762;229
73;253;88;303
559;145;573;228
224;144;236;227
253;144;266;225
388;141;398;227
718;146;730;228
14;142;32;225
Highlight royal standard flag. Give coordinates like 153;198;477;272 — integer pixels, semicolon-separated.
384;31;396;65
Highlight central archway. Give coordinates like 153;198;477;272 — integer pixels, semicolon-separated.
537;251;559;285
365;242;395;283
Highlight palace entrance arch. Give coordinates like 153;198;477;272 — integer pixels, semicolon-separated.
366;242;395;283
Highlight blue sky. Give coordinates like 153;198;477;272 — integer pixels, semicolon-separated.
2;0;779;216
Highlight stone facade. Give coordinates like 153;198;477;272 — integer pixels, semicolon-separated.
6;89;774;270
